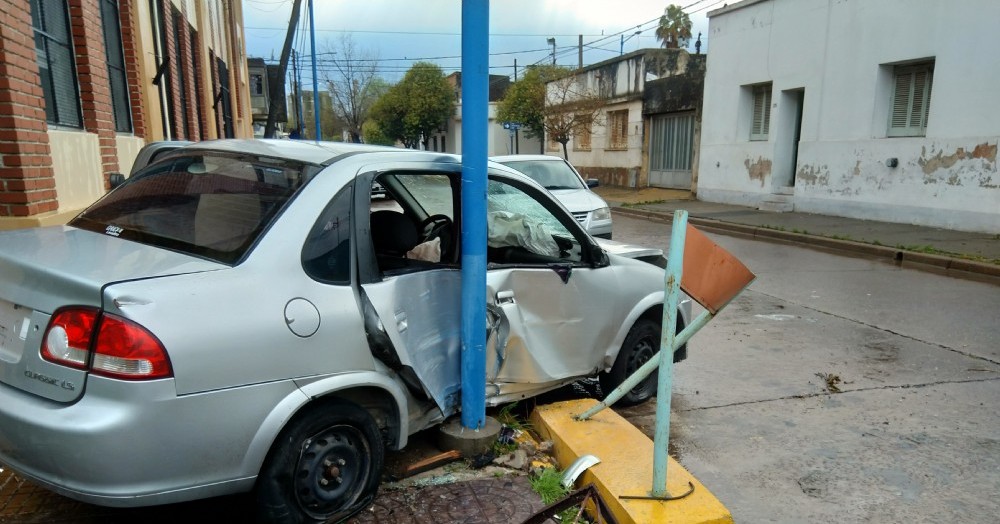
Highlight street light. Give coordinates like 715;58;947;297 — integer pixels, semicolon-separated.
620;30;641;55
547;37;556;65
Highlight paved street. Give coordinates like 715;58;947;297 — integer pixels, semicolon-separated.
611;213;1000;522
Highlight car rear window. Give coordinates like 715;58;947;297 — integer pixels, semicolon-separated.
71;152;319;264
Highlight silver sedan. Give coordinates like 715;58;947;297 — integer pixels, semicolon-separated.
0;140;687;523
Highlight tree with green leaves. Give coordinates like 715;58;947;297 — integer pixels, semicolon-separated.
498;65;604;160
655;4;693;49
369;62;455;149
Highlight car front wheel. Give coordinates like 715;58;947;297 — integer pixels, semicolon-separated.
255;399;384;523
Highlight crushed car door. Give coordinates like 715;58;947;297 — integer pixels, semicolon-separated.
357;170;463;416
483;177;623;387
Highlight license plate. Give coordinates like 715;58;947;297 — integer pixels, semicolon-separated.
0;299;31;359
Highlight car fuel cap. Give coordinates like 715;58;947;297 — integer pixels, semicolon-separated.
284;298;320;338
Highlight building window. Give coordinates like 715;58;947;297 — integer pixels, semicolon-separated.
31;0;82;127
573;116;592;151
172;9;190;138
750;83;771;141
99;0;131;132
607;109;628;150
888;62;933;137
250;73;264;96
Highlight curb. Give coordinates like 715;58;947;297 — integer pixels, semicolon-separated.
612;207;1000;283
530;399;733;524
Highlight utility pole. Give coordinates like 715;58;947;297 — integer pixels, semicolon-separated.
264;0;303;138
547;37;556;65
291;49;301;133
578;34;583;69
513;58;519;154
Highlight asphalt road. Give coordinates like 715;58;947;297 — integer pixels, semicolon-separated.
610;213;1000;523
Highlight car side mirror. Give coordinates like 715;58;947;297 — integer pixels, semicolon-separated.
586;178;600;188
108;172;126;189
589;243;609;267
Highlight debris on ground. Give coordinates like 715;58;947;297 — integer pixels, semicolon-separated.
815;372;842;393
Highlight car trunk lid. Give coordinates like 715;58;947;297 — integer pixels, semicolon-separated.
0;226;224;402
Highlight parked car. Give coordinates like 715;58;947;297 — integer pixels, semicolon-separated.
491;154;613;239
0;140;688;523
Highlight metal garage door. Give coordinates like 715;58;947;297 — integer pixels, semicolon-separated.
649;112;694;189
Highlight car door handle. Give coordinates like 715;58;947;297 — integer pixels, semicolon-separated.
496;290;515;305
394;312;408;332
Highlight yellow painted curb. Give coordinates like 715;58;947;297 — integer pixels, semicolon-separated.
530;398;733;524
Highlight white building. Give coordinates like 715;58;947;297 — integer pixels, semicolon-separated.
698;0;1000;233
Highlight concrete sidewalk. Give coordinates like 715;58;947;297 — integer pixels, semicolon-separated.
594;187;1000;282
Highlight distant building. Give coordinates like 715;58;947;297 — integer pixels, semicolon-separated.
544;49;706;190
431;72;542;156
0;0;252;229
698;0;1000;233
248;57;287;137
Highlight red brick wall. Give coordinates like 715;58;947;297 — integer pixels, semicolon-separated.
69;0;120;185
0;2;58;217
160;1;183;140
191;29;209;139
119;0;146;138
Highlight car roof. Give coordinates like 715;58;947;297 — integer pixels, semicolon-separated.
490;154;568;163
181;139;407;165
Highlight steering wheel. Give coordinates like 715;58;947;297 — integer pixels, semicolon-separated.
419;214;454;257
419;214;453;241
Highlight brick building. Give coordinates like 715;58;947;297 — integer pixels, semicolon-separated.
0;0;252;230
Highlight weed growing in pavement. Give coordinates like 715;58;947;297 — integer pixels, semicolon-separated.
828;234;853;241
620;199;667;208
529;467;579;521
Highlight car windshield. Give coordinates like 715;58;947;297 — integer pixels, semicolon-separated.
70;152;318;265
499;160;586;190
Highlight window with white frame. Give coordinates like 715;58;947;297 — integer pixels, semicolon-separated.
888;62;933;137
607;109;628;150
750;83;771;141
32;0;82;127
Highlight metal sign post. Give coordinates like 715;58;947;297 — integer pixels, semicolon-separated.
576;210;756;499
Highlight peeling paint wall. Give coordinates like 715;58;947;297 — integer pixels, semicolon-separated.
698;0;1000;233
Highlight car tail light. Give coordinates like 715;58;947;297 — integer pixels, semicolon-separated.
41;308;97;370
92;313;172;380
41;308;172;380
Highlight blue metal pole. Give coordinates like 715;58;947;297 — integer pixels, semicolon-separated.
652;210;688;496
308;0;320;142
460;0;489;430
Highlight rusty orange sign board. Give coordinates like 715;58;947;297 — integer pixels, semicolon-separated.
680;224;756;314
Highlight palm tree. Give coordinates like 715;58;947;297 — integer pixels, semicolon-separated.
655;4;693;49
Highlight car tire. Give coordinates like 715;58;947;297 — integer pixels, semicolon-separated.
255;399;384;524
600;318;662;406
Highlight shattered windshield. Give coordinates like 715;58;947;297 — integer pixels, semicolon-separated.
499;159;586;190
71;153;319;265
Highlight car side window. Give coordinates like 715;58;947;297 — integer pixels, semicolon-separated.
486;179;583;265
302;185;352;285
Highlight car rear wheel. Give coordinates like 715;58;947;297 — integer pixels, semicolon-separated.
255;399;384;523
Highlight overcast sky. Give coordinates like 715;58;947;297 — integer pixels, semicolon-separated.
242;0;718;86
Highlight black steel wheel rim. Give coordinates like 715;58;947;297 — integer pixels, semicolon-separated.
294;424;371;519
627;335;657;396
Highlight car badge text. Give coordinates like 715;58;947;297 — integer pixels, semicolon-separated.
105;225;124;237
25;370;76;391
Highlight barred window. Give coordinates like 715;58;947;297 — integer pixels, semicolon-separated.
100;0;132;132
31;0;82;127
607;109;628;150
